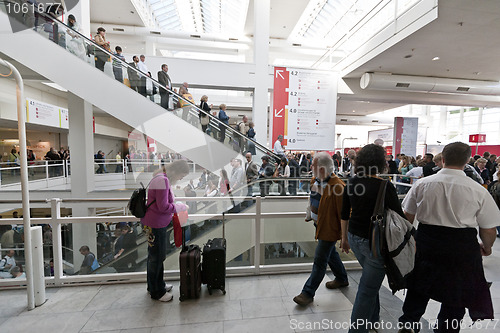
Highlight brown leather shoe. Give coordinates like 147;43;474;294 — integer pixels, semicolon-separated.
325;279;349;289
293;292;313;306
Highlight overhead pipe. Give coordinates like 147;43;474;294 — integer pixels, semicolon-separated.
361;73;500;96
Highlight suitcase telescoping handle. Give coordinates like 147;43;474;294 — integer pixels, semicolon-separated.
182;226;187;252
222;212;225;239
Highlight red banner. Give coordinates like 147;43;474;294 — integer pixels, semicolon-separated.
272;67;290;146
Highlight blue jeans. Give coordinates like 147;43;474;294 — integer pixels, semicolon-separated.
147;226;168;299
302;240;348;298
348;232;386;333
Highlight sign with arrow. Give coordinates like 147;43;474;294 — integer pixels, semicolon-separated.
272;67;338;151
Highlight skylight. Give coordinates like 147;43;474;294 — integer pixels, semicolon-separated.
136;0;249;37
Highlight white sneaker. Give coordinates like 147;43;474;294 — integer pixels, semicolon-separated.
158;292;173;302
165;283;173;292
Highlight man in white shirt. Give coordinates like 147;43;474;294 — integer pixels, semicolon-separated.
137;54;150;97
398;142;499;333
405;159;426;184
273;135;285;157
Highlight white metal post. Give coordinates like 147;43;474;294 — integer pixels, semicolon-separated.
50;198;64;286
0;59;35;310
254;196;261;275
45;160;49;187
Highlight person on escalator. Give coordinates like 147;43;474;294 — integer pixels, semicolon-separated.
218;104;230;143
141;161;190;302
127;56;141;93
258;155;274;197
199;95;212;133
94;27;110;72
66;14;85;59
78;246;99;275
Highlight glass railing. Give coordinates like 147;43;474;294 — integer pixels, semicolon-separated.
25;12;280;165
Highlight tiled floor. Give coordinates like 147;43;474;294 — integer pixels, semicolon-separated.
1;245;499;333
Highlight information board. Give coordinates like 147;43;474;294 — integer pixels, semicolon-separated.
393;117;418;157
272;67;337;151
26;98;69;129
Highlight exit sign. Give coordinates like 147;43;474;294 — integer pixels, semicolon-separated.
469;134;486;143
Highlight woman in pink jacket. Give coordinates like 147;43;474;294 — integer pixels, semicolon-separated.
142;160;189;302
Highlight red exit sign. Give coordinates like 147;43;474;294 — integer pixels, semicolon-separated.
469;134;486;143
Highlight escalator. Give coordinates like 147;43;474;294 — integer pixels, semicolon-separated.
89;176;314;274
0;10;280;173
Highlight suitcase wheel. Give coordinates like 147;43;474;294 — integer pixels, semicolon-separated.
179;296;184;302
223;290;226;295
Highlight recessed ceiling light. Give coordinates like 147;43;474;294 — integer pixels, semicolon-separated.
432;56;440;61
352;110;356;113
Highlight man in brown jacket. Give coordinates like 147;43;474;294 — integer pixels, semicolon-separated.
294;152;348;306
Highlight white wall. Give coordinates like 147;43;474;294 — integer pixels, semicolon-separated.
0;80;67;122
93;135;123;158
122;53;260;89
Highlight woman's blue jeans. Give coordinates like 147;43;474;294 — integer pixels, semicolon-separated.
147;226;168;299
348;232;386;333
302;239;348;298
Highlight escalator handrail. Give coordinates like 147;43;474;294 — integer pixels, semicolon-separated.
32;12;280;161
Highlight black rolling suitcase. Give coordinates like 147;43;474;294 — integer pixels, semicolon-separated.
202;212;227;295
179;227;202;301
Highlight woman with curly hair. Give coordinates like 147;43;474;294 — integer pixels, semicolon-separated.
340;144;406;332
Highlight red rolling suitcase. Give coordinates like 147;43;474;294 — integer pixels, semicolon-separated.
202;212;227;295
179;227;202;301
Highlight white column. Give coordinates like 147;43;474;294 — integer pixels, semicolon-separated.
145;40;157;56
68;93;95;194
67;93;97;272
438;106;447;143
458;107;465;139
477;107;484;133
68;0;91;38
252;0;270;146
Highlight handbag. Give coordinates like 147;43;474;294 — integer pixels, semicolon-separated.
369;179;388;259
173;213;182;248
369;179;417;294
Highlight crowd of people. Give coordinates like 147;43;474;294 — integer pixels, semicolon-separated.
291;142;500;333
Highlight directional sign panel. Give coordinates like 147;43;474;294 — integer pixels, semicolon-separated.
272;67;337;151
26;98;69;129
393;117;418;157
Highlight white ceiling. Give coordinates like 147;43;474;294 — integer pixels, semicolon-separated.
347;0;500;82
89;0;145;27
13;0;500;117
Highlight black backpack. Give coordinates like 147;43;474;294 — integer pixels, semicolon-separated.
128;182;156;218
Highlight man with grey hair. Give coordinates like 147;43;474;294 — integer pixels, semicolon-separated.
273;135;285;157
294;152;348;306
343;149;356;177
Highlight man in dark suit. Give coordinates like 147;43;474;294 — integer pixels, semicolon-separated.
422;153;436;177
245;152;259;197
258;155;274;197
127;56;141;93
157;64;172;110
